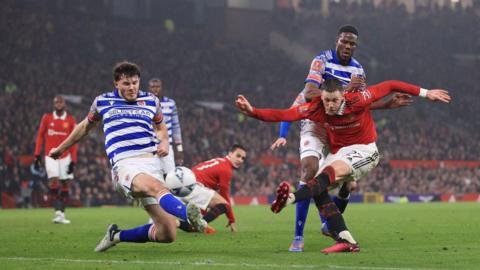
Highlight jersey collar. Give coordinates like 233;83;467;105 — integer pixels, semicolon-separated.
53;111;67;120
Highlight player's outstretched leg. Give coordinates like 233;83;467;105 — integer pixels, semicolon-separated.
271;181;291;213
94;224;121;252
289;183;310;252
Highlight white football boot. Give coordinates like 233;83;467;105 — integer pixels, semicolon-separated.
94;224;120;252
186;203;207;232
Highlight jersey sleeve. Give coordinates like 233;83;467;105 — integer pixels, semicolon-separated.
152;96;164;125
348;80;421;110
251;103;312;122
305;55;326;86
369;80;421;101
68;116;78;162
87;97;102;123
170;100;182;144
217;167;235;224
34;114;48;156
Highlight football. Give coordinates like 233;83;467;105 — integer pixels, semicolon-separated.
165;166;197;197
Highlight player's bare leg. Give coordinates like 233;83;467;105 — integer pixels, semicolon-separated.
132;174;207;232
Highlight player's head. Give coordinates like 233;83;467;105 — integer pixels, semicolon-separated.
227;144;247;169
335;25;359;65
321;78;345;115
113;61;141;102
53;95;66;113
148;78;163;97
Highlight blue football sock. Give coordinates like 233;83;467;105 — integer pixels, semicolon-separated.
119;224;152;243
294;184;310;238
333;196;349;213
159;194;188;221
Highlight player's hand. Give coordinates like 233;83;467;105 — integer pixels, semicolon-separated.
48;147;64;160
386;93;414;108
67;161;76;174
270;138;287;150
227;222;237;233
345;76;365;92
235;95;253;115
426;89;451;103
175;151;184;165
157;141;169;157
33;155;42;170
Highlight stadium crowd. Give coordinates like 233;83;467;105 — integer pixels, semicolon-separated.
0;0;478;207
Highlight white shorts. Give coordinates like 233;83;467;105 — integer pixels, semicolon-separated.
158;145;175;174
111;155;165;206
180;184;215;210
299;133;327;160
45;155;73;180
319;142;380;182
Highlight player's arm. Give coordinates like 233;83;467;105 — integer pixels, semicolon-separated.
368;80;451;103
271;91;305;150
217;172;236;231
49;117;97;159
235;95;308;122
67;117;78;174
304;56;326;100
33;114;48;168
171;100;184;164
369;93;414;110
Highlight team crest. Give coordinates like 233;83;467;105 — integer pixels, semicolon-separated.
303;140;310;146
137;100;146;106
63;123;69;128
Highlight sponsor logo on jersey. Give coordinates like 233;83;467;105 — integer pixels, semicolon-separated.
47;129;68;136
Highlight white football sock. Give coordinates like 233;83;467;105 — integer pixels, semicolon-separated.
339;230;357;244
287;193;296;204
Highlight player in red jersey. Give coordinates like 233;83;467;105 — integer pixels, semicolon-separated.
34;95;77;224
236;79;450;252
177;144;247;233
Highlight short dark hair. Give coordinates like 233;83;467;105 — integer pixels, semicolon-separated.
321;78;344;93
229;144;246;153
113;61;141;81
337;25;359;37
149;78;162;85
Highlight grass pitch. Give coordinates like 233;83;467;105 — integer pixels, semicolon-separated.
0;203;479;270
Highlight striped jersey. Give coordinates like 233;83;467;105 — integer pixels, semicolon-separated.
159;96;182;145
305;49;365;87
88;89;163;165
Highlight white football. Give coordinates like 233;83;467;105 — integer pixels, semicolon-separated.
165;166;197;197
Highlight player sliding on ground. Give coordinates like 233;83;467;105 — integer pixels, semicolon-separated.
49;61;207;252
236;79;450;253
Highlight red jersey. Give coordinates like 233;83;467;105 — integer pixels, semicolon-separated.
192;157;235;224
252;80;421;154
34;111;78;161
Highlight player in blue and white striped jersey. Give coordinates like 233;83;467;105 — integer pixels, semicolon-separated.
48;61;206;252
149;78;184;172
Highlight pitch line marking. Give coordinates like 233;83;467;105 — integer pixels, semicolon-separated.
2;257;451;270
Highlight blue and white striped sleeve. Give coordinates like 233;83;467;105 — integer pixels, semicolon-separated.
171;99;182;145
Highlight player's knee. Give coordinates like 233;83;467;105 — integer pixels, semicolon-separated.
154;223;177;243
347;181;357;192
210;194;228;207
301;159;319;180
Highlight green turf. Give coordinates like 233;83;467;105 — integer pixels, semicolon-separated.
0;203;479;270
